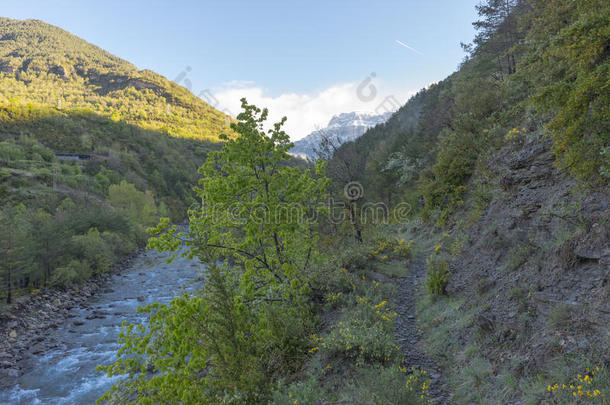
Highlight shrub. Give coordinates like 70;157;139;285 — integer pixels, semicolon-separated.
546;364;610;404
101;231;136;257
34;167;53;185
368;236;413;261
0;168;10;182
425;256;449;296
322;296;400;365
335;242;371;272
0;141;25;162
342;365;429;405
71;227;114;274
269;378;325;405
51;259;90;286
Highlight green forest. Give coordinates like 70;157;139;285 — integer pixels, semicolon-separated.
0;0;609;404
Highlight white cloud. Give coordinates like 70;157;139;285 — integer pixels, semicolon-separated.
206;80;417;141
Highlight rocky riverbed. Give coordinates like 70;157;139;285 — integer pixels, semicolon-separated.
0;249;203;404
0;253;140;382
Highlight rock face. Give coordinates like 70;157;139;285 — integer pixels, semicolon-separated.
447;135;609;375
290;111;392;160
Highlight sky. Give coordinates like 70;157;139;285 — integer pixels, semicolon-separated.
3;0;481;140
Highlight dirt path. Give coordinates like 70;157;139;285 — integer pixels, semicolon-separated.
393;255;452;404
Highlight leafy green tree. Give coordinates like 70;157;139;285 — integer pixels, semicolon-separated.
108;180;158;225
100;100;328;403
155;99;329;297
71;227;114;275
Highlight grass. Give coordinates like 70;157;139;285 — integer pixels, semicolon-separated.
416;293;474;365
372;260;408;278
451;357;493;403
547;303;572;329
505;244;533;272
414;245;609;404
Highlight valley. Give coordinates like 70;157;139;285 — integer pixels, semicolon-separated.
1;1;609;404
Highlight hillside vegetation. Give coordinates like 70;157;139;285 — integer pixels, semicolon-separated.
1;1;608;403
0;18;226;303
0;18;231;141
340;0;608;219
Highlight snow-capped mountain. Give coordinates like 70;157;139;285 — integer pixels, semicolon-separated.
290;111;392;160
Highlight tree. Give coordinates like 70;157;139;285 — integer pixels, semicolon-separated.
172;98;329;293
315;132;364;242
101;99;329;403
108;180;158;226
28;208;66;286
466;0;526;78
0;205;29;303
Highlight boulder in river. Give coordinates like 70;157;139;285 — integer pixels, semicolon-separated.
5;368;19;377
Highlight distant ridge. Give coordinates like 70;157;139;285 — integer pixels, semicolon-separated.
0;17;231;141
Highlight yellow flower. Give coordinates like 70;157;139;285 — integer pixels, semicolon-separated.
375;300;387;309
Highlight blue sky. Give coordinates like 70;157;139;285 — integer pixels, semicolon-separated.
3;0;481;139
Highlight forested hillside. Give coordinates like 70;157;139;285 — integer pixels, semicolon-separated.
0;18;226;303
339;0;608;217
0;18;231;140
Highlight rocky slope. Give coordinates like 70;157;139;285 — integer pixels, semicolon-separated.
290;111;392;160
422;135;610;403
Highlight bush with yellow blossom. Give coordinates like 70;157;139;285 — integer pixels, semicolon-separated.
322;294;400;366
368;236;413;261
545;365;608;403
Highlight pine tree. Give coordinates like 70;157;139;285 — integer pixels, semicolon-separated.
0;205;28;303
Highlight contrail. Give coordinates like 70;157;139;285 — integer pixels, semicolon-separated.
395;39;424;55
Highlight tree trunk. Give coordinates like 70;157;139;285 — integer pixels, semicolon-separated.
347;201;363;243
6;264;11;304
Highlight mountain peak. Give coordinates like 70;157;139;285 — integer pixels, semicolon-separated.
327;111;392;129
290;111;392;160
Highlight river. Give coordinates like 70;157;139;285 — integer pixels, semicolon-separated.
0;249;203;405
